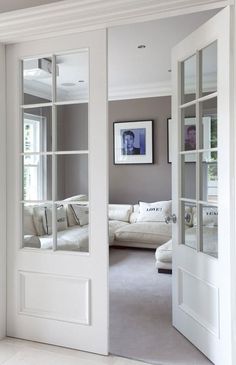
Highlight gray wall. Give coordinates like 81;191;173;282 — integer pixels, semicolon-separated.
109;96;172;204
24;95;173;204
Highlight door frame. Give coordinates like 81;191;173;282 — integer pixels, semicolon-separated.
0;0;235;362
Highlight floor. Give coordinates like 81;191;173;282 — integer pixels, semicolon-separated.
109;247;212;365
0;337;150;365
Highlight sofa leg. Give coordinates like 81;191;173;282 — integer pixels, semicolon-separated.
158;268;172;274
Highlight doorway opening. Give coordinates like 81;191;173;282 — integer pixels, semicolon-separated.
108;7;220;365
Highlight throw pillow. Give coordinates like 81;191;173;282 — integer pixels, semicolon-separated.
71;204;89;226
33;205;47;236
24;205;37;236
63;195;88;226
137;201;172;222
192;207;218;227
42;205;68;235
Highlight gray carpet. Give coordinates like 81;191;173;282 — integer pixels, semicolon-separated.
109;248;212;365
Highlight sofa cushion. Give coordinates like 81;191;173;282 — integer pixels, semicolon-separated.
39;225;89;251
33;205;48;236
63;195;88;226
71;204;89;226
155;240;172;263
42;205;68;235
109;204;132;223
109;220;129;243
24;206;37;236
114;222;172;245
137;201;171;223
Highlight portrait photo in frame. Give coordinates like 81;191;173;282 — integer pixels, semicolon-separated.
113;120;154;165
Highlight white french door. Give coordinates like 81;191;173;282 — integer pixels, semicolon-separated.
6;29;108;354
171;7;233;364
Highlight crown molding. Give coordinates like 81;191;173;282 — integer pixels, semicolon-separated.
109;81;172;101
0;0;230;44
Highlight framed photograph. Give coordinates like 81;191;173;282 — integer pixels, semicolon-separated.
113;120;153;165
167;116;213;163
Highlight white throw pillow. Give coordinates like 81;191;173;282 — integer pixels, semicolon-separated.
192;207;218;227
137;201;172;222
33;205;47;236
24;206;37;236
63;195;88;226
71;205;89;226
43;205;68;235
109;204;132;222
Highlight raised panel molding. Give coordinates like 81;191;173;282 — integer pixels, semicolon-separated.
0;0;229;44
18;271;91;325
178;267;219;337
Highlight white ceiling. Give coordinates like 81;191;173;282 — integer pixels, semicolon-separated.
0;0;62;13
23;8;219;101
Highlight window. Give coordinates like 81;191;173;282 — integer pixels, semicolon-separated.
23;114;47;200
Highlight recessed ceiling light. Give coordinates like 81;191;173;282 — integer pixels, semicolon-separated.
137;44;146;49
61;82;76;87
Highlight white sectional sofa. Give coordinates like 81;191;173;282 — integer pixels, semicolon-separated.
109;203;172;249
23;199;173;252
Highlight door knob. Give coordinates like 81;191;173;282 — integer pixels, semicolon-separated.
165;214;177;224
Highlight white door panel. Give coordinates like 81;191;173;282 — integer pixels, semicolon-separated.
171;7;232;364
7;29;108;354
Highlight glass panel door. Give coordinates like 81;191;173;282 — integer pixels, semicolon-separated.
180;42;218;258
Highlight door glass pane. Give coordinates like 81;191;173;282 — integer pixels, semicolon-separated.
23;155;52;201
181;153;196;200
182;105;196;151
56;104;88;151
23;107;52;153
200;41;217;97
200;151;218;204
56;154;88;201
200;97;217;149
55;203;89;252
182;54;196;104
23;57;52;105
200;205;218;258
181;201;196;249
22;203;53;249
56;51;89;102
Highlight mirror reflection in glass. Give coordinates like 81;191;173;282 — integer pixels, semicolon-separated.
181;153;196;200
201;41;217;97
56;154;88;201
23;57;53;105
200;205;218;258
56;104;88;151
23;107;52;153
56;51;89;102
22;203;52;249
200;152;218;204
182;54;196;104
181;105;196;152
182;202;197;249
55;203;89;252
23;155;52;201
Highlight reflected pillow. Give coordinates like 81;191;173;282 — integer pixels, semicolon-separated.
43;205;68;235
192;207;218;227
33;205;48;236
24;206;37;235
63;194;88;226
137;201;171;222
71;205;89;226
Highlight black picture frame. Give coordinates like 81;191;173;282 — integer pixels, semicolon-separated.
113;120;154;165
